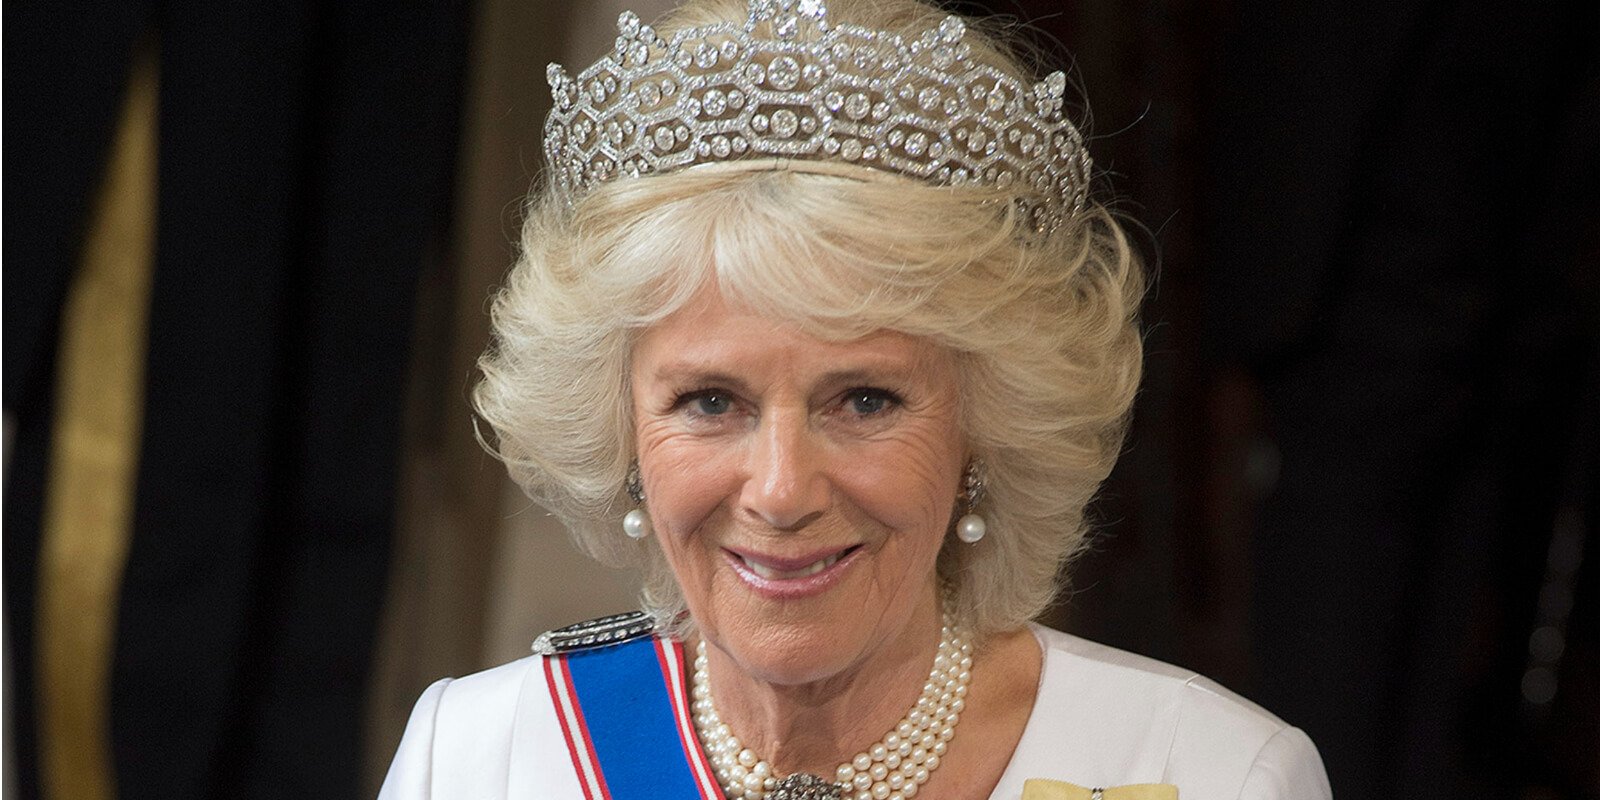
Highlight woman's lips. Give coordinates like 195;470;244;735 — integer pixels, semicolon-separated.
724;545;862;598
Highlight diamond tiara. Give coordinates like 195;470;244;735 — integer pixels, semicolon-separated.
543;0;1093;233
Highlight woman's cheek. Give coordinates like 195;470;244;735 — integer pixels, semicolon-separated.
640;435;732;539
642;439;723;589
838;436;959;531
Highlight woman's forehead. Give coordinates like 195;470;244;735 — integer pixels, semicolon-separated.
632;286;952;383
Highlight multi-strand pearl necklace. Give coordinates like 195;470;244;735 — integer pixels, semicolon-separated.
690;620;974;800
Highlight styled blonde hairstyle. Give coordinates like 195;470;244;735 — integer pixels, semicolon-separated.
474;0;1144;639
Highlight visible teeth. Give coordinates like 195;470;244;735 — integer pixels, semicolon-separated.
741;553;842;580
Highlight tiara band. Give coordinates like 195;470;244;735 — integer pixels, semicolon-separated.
543;0;1093;233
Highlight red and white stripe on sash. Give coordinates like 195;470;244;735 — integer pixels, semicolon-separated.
544;654;611;800
654;640;721;799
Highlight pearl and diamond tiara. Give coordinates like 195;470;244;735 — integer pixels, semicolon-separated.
543;0;1093;232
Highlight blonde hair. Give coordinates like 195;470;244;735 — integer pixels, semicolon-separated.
474;0;1144;639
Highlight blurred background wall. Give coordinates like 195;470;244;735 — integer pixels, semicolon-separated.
4;1;1596;799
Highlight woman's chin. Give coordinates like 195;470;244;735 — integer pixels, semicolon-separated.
709;617;868;687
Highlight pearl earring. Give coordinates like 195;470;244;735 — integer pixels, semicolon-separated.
956;459;987;544
623;461;651;539
623;509;652;539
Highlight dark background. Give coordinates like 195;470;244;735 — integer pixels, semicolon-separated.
5;0;1596;798
1017;0;1600;795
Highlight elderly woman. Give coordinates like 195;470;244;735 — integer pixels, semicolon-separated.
381;1;1330;798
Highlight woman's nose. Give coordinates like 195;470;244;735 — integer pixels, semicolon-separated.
739;410;830;531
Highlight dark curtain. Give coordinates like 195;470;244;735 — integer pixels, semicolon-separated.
3;0;470;797
1205;1;1598;795
986;0;1600;796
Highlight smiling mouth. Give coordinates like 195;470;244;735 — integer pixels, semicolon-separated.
732;546;861;581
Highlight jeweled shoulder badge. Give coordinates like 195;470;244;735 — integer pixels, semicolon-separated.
531;610;658;655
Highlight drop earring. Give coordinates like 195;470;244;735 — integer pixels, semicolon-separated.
623;460;651;539
956;459;987;543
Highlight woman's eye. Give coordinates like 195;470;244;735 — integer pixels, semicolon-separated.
687;391;732;416
845;389;898;416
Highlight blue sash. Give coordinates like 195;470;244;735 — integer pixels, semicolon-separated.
543;637;723;799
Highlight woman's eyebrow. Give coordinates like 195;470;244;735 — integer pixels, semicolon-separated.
820;367;914;386
647;363;752;394
646;354;932;391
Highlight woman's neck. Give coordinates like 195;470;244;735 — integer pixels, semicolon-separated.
700;595;945;776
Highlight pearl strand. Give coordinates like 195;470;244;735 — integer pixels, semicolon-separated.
690;621;973;800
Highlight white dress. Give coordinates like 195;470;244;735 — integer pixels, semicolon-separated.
378;624;1332;799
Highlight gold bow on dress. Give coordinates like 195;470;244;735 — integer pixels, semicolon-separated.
1021;779;1178;800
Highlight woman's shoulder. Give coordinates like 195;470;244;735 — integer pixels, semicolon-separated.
1006;624;1330;800
379;652;587;800
1032;623;1285;732
426;653;543;704
377;655;544;799
378;621;690;800
416;653;543;732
